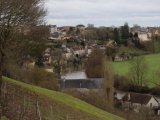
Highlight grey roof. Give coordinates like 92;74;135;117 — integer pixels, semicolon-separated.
60;71;103;89
61;71;87;80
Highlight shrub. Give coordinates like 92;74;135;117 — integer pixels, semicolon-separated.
151;87;160;96
114;75;150;94
0;116;8;120
29;67;59;91
5;65;59;91
114;75;130;90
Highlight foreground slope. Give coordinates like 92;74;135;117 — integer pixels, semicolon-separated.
3;77;124;120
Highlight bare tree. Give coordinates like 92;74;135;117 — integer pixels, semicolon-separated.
150;68;160;87
0;0;46;109
129;56;147;87
85;48;104;78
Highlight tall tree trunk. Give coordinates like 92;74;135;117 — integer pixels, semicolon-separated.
0;50;4;100
0;54;3;98
103;58;114;110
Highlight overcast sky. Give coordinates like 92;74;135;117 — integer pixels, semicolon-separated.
45;0;160;27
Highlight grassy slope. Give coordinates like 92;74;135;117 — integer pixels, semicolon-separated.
3;77;124;120
113;53;160;87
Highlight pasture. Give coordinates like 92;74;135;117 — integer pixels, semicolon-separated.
113;54;160;87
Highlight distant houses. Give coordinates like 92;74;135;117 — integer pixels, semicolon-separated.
76;24;85;31
138;32;152;42
131;25;160;42
48;24;86;41
49;25;58;34
113;53;133;62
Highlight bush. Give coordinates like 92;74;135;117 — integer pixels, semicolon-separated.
64;89;112;111
114;75;150;93
126;85;150;94
0;116;8;120
151;87;160;96
114;75;130;90
5;65;59;91
29;67;59;91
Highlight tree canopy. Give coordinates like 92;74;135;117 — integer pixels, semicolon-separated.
0;0;47;103
85;48;104;78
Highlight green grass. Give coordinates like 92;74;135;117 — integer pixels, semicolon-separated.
3;77;124;120
113;53;160;87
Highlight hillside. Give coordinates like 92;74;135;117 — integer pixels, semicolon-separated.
113;53;160;87
3;77;124;120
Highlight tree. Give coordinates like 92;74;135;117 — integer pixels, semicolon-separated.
52;49;63;78
9;26;49;66
97;27;109;41
76;28;80;35
151;68;160;87
134;32;139;38
85;48;104;78
35;55;44;67
0;0;46;103
129;56;147;87
129;32;133;38
113;28;120;44
105;45;117;57
120;23;130;45
102;58;114;110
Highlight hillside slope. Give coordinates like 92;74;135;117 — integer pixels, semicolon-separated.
3;77;124;120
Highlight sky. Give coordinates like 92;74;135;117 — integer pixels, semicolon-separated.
45;0;160;27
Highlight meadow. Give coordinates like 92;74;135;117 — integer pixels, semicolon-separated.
113;53;160;87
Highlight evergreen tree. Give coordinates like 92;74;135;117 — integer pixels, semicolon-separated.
35;55;44;67
120;23;130;45
113;28;120;44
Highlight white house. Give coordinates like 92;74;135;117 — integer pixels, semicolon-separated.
50;25;57;34
138;33;152;42
122;92;159;112
74;49;86;57
63;52;73;60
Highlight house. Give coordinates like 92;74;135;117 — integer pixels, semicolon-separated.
155;30;159;35
114;91;126;108
61;79;102;89
114;55;123;62
73;49;86;58
76;24;85;31
43;48;52;65
63;52;73;60
62;26;76;32
87;24;94;28
138;32;152;42
49;32;61;40
61;71;103;89
122;92;159;112
113;53;133;62
106;40;117;47
49;25;57;34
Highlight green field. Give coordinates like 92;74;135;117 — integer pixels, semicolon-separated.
113;53;160;87
3;77;124;120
